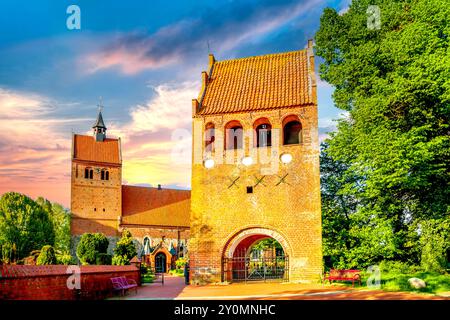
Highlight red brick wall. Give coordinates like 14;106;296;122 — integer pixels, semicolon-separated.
0;265;140;300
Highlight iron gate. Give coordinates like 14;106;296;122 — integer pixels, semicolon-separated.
222;254;289;282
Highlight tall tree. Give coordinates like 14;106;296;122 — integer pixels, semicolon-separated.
316;0;449;267
36;197;71;253
0;192;55;260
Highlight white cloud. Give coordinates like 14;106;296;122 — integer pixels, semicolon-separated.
109;81;198;140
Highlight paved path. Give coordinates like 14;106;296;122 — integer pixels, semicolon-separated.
112;275;448;300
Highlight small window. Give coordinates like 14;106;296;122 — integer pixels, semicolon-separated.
205;122;215;152
283;115;302;145
254;118;272;148
101;169;110;181
103;208;105;212
225;120;243;150
85;168;94;179
247;186;253;194
94;208;97;212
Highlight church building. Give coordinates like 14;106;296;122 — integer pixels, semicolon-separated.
70;40;322;282
70;111;190;272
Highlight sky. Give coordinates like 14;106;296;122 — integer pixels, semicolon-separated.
0;0;350;207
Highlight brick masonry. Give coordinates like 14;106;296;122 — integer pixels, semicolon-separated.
190;106;322;283
0;265;140;300
71;161;122;238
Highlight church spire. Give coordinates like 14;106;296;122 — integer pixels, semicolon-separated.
93;98;107;142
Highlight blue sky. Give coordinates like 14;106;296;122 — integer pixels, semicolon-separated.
0;0;350;205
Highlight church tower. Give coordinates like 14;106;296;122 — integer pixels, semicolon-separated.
189;40;322;284
92;110;107;142
70;109;122;244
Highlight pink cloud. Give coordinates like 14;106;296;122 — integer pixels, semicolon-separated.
0;88;79;206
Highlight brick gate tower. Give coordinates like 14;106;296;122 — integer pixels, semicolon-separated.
189;40;322;283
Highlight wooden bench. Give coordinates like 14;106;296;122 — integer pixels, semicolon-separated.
110;276;138;296
323;269;361;287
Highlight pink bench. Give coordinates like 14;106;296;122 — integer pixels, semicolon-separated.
110;276;138;296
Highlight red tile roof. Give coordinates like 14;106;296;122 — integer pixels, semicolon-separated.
197;49;315;115
73;134;121;165
121;185;190;228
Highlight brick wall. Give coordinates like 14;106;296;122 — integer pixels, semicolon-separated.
71;161;122;237
190;105;322;284
0;265;140;300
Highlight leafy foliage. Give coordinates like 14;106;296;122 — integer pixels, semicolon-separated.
36;197;71;253
316;0;449;270
1;243;17;264
76;233;109;265
0;192;55;261
175;257;188;269
112;230;137;265
36;245;57;265
95;253;112;265
56;252;76;265
420;218;450;272
111;255;129;266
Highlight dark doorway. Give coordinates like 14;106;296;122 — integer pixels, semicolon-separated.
155;252;167;273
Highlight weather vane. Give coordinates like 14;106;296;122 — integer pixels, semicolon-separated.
97;96;104;113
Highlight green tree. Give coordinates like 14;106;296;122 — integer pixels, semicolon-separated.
112;230;137;265
420;218;450;272
36;245;57;265
316;0;450;267
36;197;71;253
0;192;55;261
76;233;109;265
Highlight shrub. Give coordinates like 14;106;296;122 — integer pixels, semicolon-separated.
96;253;112;265
56;252;76;265
1;243;17;264
112;230;137;265
420;218;449;273
378;261;417;274
76;233;109;265
169;269;184;276
36;245;57;265
175;257;187;269
112;255;129;266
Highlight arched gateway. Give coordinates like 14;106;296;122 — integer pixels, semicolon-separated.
189;42;322;284
222;228;291;282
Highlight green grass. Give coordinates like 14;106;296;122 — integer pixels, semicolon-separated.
141;273;155;284
360;271;450;294
169;269;184;277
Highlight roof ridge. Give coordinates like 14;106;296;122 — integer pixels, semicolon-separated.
216;49;306;65
74;133;119;141
122;184;191;192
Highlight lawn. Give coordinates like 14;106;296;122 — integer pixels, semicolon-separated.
358;271;450;295
141;272;155;284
